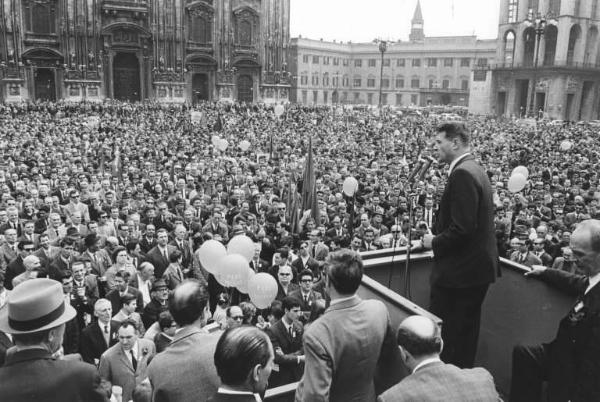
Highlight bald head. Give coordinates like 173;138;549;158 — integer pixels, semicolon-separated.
169;280;209;327
397;315;442;361
570;219;600;276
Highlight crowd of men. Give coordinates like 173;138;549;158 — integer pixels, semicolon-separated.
0;99;597;401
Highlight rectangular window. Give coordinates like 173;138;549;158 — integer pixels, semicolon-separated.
381;93;388;104
333;57;339;66
323;57;330;65
395;94;402;105
312;75;319;86
353;78;362;87
302;55;309;63
442;79;450;89
412;58;421;67
354;59;362;67
427;58;437;67
301;76;308;85
383;59;390;67
397;58;405;67
313;56;319;64
368;59;377;67
302;90;307;104
382;78;390;88
323;91;328;103
411;79;420;88
474;70;487;81
461;80;469;90
411;94;418;104
396;79;404;88
444;58;453;67
343;59;349;66
367;93;374;104
367;78;376;88
343;77;349;87
477;58;488;67
313;91;318;103
460;58;470;67
354;92;360;101
428;79;434;89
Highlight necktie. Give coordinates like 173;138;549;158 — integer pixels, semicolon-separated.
163;249;168;262
304;294;308;304
288;326;293;339
103;324;109;345
130;350;137;371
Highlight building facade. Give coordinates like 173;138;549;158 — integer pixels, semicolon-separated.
0;0;291;103
492;0;600;120
289;2;496;107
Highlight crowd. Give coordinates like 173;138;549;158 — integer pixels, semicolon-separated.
0;99;597;400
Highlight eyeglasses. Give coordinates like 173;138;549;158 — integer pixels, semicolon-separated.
231;316;244;320
23;248;35;252
279;273;291;276
300;279;312;283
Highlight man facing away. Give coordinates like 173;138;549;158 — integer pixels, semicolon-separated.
378;315;500;402
147;279;221;402
208;326;275;402
295;249;403;402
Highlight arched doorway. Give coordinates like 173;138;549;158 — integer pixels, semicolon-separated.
237;75;253;103
34;68;56;101
192;74;209;103
113;52;140;101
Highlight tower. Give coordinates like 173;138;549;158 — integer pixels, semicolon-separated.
409;0;425;42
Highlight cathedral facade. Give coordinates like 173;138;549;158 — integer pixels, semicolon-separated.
0;0;291;103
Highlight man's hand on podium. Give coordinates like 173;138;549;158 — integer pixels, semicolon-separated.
422;234;434;249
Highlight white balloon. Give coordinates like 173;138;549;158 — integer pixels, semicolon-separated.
511;166;529;179
217;139;228;151
211;135;220;146
248;273;278;309
227;235;255;262
237;268;256;294
216;254;248;288
274;104;285;117
239;140;251;151
508;173;527;193
196;240;227;274
342;176;359;197
394;129;400;136
560;140;573;151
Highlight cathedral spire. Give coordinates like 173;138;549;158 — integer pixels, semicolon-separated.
409;0;425;42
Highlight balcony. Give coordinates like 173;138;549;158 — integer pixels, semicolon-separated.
493;60;600;72
102;0;148;17
264;248;572;401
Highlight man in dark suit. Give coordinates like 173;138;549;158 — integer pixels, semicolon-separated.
145;228;177;278
378;315;500;402
209;326;275;402
169;224;194;271
147;280;221;402
266;296;305;387
291;241;320;277
0;329;12;366
295;250;403;402
511;219;600;402
0;278;107;401
80;298;119;365
139;224;157;255
289;269;323;316
422;122;498;369
105;271;143;315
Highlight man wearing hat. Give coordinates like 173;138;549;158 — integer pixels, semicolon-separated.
0;278;108;401
142;279;170;329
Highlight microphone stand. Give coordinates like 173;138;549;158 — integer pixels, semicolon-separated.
387;158;422;293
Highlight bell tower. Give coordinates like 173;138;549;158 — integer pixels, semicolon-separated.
409;0;425;42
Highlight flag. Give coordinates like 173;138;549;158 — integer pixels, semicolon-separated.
213;113;223;132
287;173;301;234
300;137;319;224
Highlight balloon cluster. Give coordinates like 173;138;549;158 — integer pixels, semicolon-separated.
508;165;528;193
196;236;278;309
211;136;229;152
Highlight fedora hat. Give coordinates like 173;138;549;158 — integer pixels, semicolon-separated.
0;278;76;334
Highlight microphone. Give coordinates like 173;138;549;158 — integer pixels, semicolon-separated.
406;158;424;183
417;156;436;181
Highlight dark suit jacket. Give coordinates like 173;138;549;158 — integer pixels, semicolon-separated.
431;155;498;287
139;236;157;255
208;392;259;402
0;348;108;401
80;321;119;364
5;255;26;290
147;326;221;402
266;319;304;387
0;331;13;366
537;269;600;402
105;287;143;316
142;298;169;329
145;245;178;278
289;289;323;313
276;282;300;301
377;361;500;402
291;256;320;276
295;295;406;402
169;239;193;269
